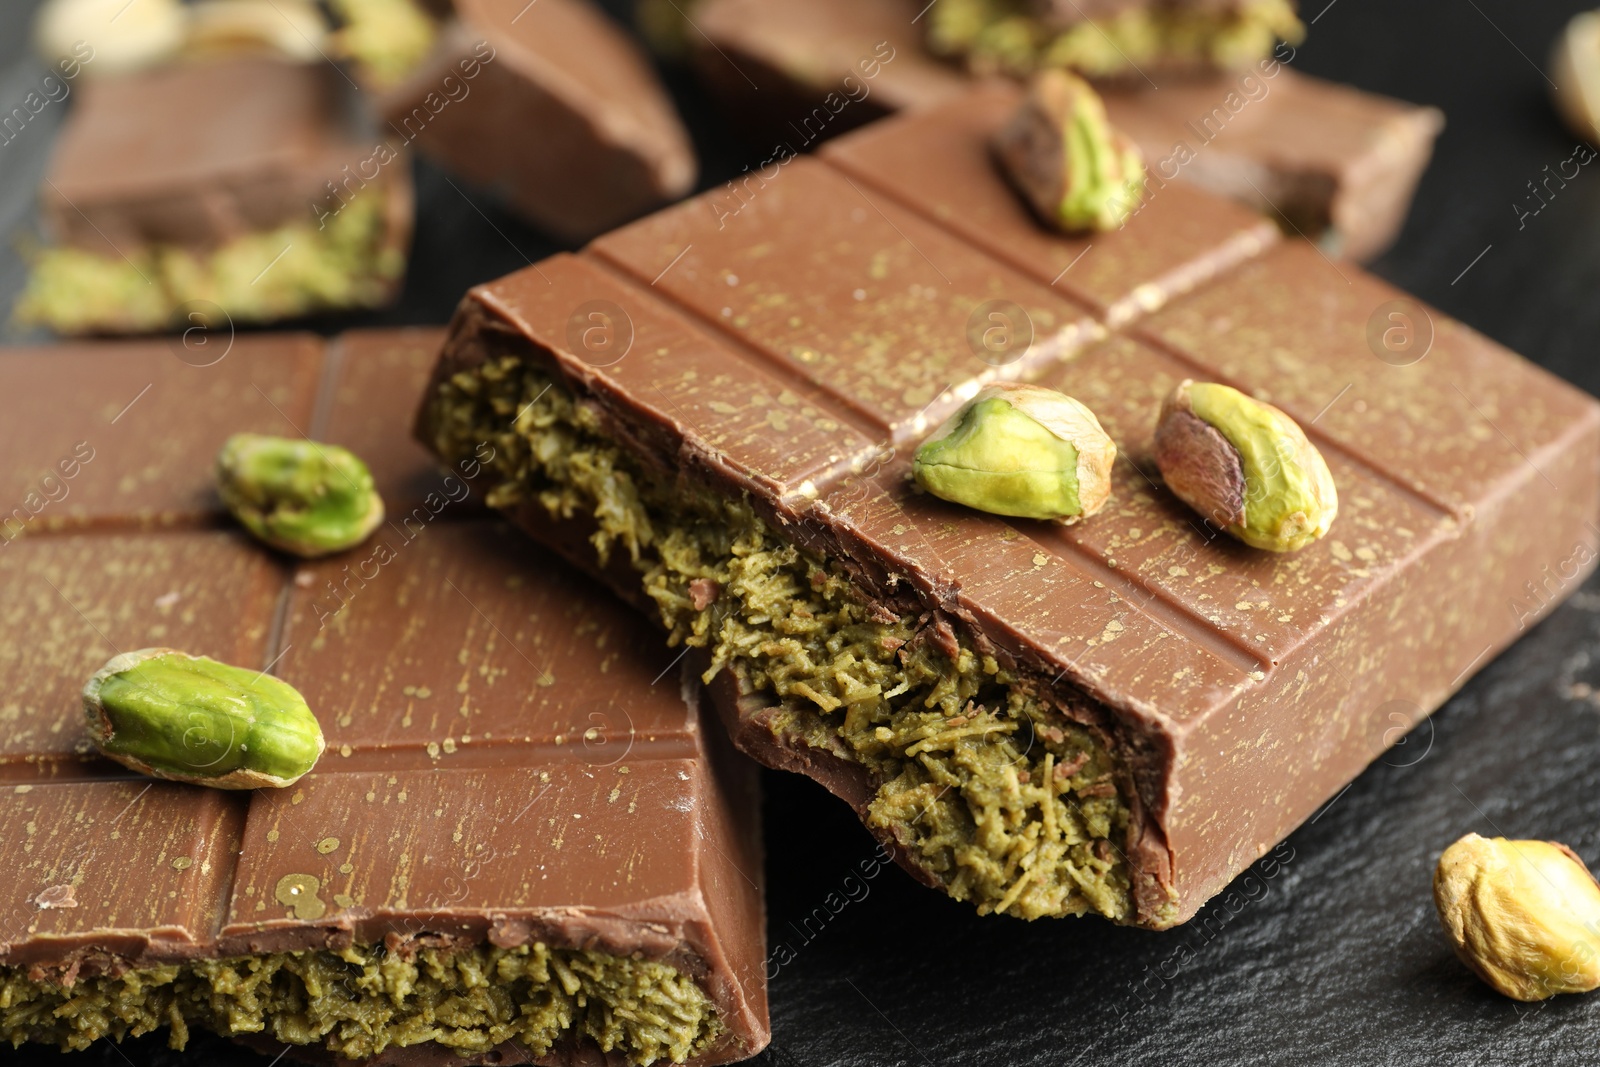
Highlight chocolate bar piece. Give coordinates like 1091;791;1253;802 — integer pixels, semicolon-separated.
1100;67;1445;262
0;331;768;1065
689;0;967;140
686;0;1440;261
380;0;697;243
416;85;1600;929
18;57;413;336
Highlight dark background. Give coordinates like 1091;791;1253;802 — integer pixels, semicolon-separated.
10;0;1600;1064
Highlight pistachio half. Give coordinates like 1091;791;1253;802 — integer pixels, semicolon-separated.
1434;833;1600;1001
217;433;384;558
83;648;325;789
1154;380;1336;552
994;69;1147;233
913;382;1116;523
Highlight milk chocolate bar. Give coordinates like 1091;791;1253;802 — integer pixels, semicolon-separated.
0;331;768;1065
380;0;696;243
18;57;413;336
416;84;1600;929
685;0;1440;261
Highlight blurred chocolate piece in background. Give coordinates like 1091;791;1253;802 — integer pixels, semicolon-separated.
17;57;412;336
674;0;1440;261
380;0;697;243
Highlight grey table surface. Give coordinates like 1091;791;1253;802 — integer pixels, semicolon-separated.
8;0;1600;1065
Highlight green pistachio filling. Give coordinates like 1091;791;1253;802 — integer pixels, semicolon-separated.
15;191;404;336
1;942;722;1065
425;356;1135;923
928;0;1305;77
329;0;439;88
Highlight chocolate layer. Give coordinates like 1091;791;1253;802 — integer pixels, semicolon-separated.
0;331;768;1065
379;0;696;242
685;0;1438;261
415;86;1600;929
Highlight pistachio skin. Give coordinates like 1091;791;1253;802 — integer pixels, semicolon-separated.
1155;380;1337;552
83;648;325;789
994;69;1146;233
913;382;1116;523
1434;833;1600;1001
217;433;384;558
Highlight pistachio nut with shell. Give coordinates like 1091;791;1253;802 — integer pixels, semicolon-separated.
1551;10;1600;145
1153;380;1337;552
216;433;385;558
993;69;1147;234
1434;832;1600;1001
913;382;1116;523
83;648;325;789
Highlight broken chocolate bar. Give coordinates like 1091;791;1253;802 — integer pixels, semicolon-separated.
18;57;413;336
415;85;1600;929
686;0;1440;261
0;330;768;1065
379;0;697;243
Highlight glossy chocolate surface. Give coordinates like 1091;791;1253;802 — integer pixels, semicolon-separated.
0;330;768;1066
419;87;1600;928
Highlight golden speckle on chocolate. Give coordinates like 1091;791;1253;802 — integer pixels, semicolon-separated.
275;873;326;920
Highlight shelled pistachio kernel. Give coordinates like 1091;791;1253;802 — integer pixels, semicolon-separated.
1153;379;1337;552
993;68;1147;233
216;433;384;558
913;382;1116;523
1434;833;1600;1001
83;648;325;789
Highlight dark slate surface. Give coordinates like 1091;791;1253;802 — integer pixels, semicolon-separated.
9;0;1600;1064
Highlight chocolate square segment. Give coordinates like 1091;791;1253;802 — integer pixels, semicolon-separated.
277;520;698;768
0;780;244;970
0;530;281;776
0;335;322;535
417;85;1600;930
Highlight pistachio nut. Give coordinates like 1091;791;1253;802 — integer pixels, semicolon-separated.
1551;10;1600;144
913;382;1116;523
1434;832;1600;1001
217;433;384;558
34;0;186;77
1153;380;1336;552
993;69;1147;233
83;648;325;789
184;0;329;62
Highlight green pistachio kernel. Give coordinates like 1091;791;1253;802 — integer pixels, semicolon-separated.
1154;379;1337;552
83;648;325;789
914;382;1116;523
994;69;1146;233
217;433;384;558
